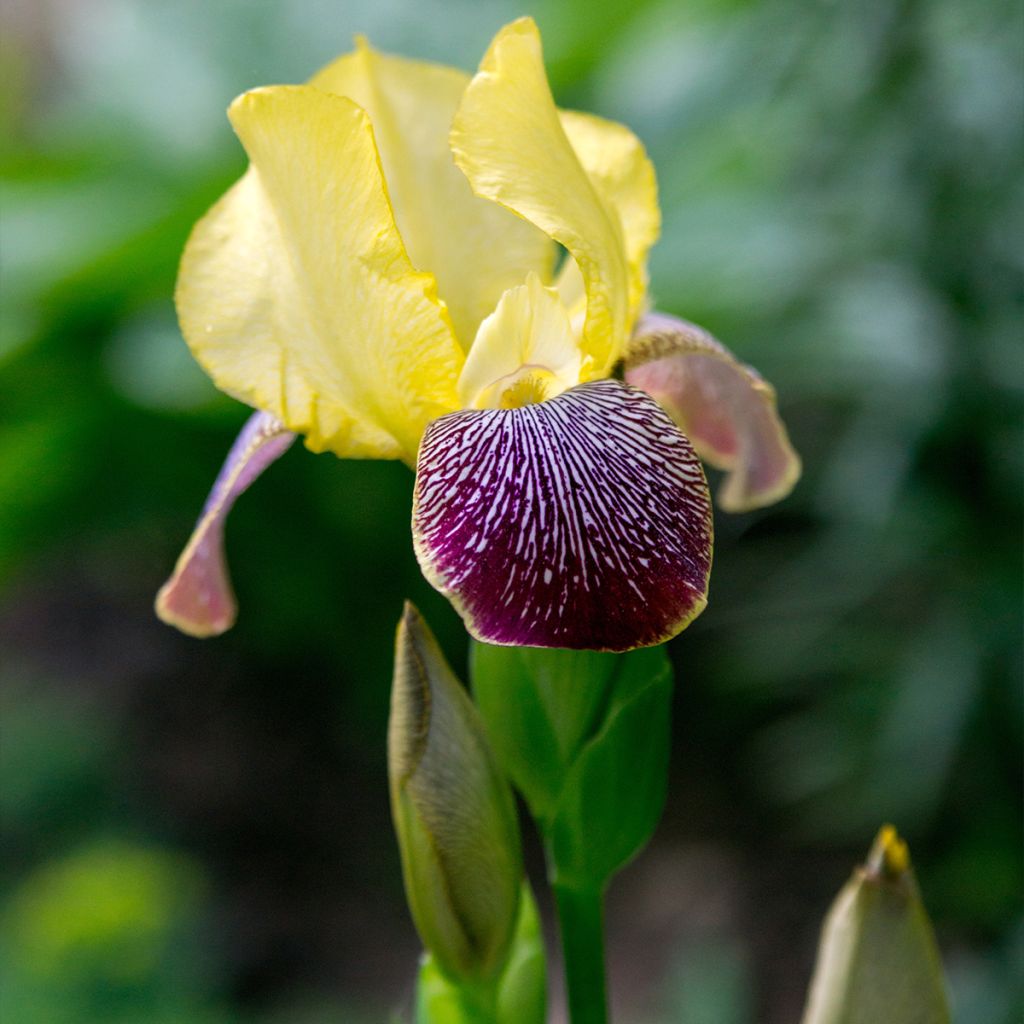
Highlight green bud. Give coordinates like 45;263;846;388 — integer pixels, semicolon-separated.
471;642;672;890
389;603;523;986
469;644;624;823
800;826;951;1024
545;649;672;888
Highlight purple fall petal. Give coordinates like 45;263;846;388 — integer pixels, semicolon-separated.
413;379;713;652
155;411;296;637
626;312;801;513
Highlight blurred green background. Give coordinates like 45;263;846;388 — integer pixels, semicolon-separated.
1;0;1021;1021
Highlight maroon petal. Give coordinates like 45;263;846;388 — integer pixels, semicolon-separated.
626;313;801;512
413;379;712;652
155;412;295;637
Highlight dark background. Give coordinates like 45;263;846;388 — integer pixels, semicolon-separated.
1;0;1021;1021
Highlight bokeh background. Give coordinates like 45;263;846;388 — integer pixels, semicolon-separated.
2;0;1021;1021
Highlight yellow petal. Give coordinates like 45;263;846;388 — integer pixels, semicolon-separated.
558;109;660;320
176;85;464;464
311;40;554;350
451;18;631;378
457;273;582;409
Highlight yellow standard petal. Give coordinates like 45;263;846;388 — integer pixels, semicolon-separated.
451;18;631;379
457;273;582;409
311;39;554;350
558;109;660;321
176;85;464;464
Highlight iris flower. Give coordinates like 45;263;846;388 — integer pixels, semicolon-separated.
156;18;799;652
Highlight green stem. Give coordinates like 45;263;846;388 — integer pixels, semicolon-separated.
457;982;498;1024
415;957;498;1024
554;883;608;1024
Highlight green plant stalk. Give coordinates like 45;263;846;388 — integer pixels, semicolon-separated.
415;960;500;1024
455;978;499;1023
471;642;673;1024
553;882;608;1024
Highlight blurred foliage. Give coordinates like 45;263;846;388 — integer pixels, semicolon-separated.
1;0;1021;1022
0;841;215;1024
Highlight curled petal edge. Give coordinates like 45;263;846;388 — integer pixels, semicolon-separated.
155;412;296;637
625;312;801;513
412;379;713;652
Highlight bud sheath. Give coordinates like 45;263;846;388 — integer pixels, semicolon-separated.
389;603;523;985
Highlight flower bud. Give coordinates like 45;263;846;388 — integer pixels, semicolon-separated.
801;825;950;1024
389;603;522;984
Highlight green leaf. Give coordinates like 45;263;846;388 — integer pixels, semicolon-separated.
547;653;673;889
416;959;470;1024
800;826;951;1024
496;885;547;1024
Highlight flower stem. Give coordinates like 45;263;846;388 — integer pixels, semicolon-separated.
457;981;498;1023
554;883;608;1024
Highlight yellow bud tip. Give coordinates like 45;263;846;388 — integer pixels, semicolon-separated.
866;824;910;880
399;598;417;630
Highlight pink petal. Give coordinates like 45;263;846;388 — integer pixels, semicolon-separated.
626;313;801;512
413;380;712;652
155;412;295;637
